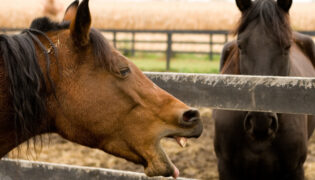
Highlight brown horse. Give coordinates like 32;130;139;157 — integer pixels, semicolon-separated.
213;0;315;179
0;0;203;178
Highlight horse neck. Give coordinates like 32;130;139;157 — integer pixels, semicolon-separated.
0;34;57;157
221;46;240;74
0;83;54;157
0;52;18;155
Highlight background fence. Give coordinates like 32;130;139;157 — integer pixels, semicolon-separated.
1;28;315;70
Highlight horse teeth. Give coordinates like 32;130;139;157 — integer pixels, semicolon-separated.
175;137;187;148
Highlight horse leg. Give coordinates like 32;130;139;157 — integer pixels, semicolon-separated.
275;114;308;180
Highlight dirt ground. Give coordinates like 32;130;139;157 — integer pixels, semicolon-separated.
8;108;315;180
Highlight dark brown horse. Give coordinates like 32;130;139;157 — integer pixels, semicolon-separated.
213;0;315;179
0;0;203;178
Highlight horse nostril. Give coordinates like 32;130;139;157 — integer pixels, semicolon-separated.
183;109;200;122
180;109;201;127
244;112;279;139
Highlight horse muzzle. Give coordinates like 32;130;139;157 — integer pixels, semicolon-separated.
244;112;279;140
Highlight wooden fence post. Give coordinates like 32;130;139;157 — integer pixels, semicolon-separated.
166;32;172;71
224;33;228;43
131;32;135;56
209;33;213;60
113;31;117;48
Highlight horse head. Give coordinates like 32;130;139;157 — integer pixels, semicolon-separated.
235;0;292;76
227;0;292;150
53;0;203;177
0;0;203;178
233;0;293;147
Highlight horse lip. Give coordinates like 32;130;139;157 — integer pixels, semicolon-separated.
166;126;203;140
189;117;201;122
143;141;176;178
168;119;203;138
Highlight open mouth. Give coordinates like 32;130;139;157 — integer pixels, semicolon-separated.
143;137;188;179
168;136;189;178
142;132;201;179
135;119;203;179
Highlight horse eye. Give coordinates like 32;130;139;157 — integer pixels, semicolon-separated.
119;67;131;77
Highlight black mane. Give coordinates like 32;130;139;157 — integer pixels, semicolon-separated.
0;17;70;145
235;0;292;47
0;31;51;144
0;17;118;145
30;17;70;32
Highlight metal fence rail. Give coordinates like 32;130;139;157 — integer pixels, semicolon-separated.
1;28;315;70
145;72;315;115
0;158;194;180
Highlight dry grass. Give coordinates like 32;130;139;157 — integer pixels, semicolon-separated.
0;0;314;31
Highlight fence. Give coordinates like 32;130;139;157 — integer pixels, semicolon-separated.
1;28;315;70
0;73;315;179
0;158;193;180
145;72;315;115
100;29;230;70
1;73;315;179
1;28;315;178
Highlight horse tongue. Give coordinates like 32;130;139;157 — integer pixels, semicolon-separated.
172;164;180;179
175;137;187;148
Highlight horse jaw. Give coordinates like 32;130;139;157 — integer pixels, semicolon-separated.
143;141;179;178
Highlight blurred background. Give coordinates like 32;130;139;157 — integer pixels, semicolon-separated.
1;0;315;74
2;0;315;179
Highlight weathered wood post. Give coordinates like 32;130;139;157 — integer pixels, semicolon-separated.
166;32;172;71
209;33;213;60
224;33;228;43
113;31;117;48
131;32;135;56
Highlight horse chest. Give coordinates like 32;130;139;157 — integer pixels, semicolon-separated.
239;148;279;175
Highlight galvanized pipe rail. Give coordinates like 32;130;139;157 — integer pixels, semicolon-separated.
145;72;315;115
0;158;195;180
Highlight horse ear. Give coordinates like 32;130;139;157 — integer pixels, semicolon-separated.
236;0;252;12
63;0;79;22
70;0;91;46
277;0;292;12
